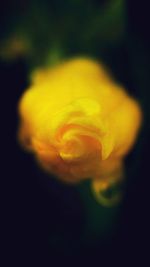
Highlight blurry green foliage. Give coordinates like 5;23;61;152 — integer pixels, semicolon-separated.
0;0;126;69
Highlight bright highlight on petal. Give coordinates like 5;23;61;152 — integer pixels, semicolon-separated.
18;57;142;205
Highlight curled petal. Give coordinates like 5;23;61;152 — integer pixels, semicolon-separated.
92;161;124;206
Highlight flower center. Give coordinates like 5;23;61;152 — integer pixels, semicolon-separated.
60;136;85;161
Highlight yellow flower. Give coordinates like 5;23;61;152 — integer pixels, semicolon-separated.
18;58;142;201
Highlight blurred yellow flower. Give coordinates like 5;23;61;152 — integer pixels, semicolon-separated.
18;58;142;203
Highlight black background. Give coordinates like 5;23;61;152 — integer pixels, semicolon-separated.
1;0;150;265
